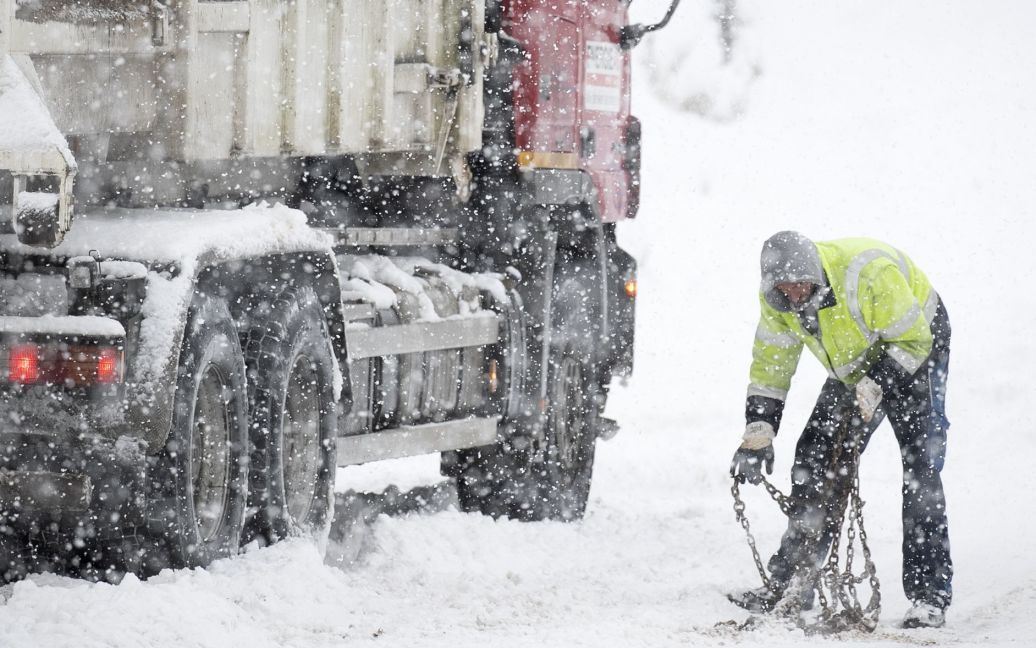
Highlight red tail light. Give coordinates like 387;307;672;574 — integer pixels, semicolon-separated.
4;343;123;386
96;347;120;384
9;344;40;384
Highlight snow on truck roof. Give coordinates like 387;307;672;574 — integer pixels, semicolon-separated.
0;55;76;173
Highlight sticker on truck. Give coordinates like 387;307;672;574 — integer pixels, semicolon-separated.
584;40;622;113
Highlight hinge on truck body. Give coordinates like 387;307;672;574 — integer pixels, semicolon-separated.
394;63;463;93
323;227;460;249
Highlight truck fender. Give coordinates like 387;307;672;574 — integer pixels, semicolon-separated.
123;250;347;453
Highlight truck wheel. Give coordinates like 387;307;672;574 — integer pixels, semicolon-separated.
456;258;600;522
146;294;249;570
244;287;337;549
454;343;598;522
539;344;597;520
532;253;601;520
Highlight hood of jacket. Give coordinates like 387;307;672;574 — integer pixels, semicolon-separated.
759;231;825;312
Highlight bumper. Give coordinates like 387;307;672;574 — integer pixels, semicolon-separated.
0;432;147;532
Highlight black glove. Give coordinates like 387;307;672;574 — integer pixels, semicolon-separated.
730;445;775;485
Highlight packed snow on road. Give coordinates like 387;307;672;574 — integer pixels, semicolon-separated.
1;1;1034;646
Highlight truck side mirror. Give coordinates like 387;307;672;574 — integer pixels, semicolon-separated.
12;171;75;248
620;0;682;50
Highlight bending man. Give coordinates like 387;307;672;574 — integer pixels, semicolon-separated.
729;231;952;629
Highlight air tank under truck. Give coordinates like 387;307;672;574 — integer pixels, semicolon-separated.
0;0;673;577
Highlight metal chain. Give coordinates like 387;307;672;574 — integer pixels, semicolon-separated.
731;480;772;590
823;436;881;631
851;451;882;622
729;410;882;634
820;430;852;624
761;478;793;516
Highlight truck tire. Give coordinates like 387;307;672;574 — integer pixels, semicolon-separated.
456;259;600;522
145;293;249;570
538;342;597;520
244;287;337;549
454;342;598;522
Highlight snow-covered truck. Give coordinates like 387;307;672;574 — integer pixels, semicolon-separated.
0;0;666;577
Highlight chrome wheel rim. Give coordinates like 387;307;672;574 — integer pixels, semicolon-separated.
192;365;232;543
552;356;584;470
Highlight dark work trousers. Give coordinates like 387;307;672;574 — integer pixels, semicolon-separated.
767;299;953;608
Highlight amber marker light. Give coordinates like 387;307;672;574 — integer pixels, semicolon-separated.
488;359;499;394
624;278;638;299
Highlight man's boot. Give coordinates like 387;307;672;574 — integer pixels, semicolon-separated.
901;602;946;629
727;585;783;613
727;582;814;613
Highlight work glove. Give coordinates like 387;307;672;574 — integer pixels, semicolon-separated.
730;421;775;485
854;376;883;423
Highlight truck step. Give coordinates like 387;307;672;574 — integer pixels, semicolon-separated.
336;416;499;466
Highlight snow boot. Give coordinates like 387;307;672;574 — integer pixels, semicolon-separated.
727;584;814;613
901;602;946;629
728;585;781;612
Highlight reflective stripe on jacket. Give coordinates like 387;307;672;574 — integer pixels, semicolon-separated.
748;238;938;403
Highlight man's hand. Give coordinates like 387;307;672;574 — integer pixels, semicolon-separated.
855;376;883;423
730;421;776;484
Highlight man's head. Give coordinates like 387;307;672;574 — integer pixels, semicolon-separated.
775;281;816;308
760;231;824;312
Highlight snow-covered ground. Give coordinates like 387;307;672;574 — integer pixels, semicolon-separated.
2;1;1035;646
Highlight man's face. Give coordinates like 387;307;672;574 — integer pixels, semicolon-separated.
776;281;816;308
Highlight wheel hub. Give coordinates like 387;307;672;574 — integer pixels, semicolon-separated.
552;356;585;470
191;366;232;543
284;354;322;526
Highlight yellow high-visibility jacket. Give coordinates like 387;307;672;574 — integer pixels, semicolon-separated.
748;238;938;405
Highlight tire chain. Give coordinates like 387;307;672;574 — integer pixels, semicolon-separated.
729;413;881;634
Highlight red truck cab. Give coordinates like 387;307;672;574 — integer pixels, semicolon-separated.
505;0;639;223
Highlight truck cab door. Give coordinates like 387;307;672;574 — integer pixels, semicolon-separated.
579;0;631;224
511;4;580;157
